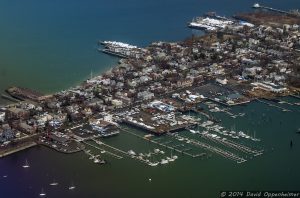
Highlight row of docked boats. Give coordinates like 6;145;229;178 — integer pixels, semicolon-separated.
85;150;106;164
127;148;178;167
196;122;260;142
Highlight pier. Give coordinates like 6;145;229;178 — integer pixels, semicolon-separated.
0;142;37;158
1;94;20;103
82;140;123;159
168;133;246;163
253;3;291;15
119;126;205;158
200;133;262;156
256;99;292;112
191;108;220;123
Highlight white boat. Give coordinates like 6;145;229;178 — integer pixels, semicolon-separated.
89;155;95;160
128;150;136;156
69;182;76;190
22;159;30;168
39;188;46;197
49;178;59;186
168;156;175;162
94;158;100;163
154;148;160;153
189;129;197;134
50;182;59;186
160;159;169;165
149;162;159;167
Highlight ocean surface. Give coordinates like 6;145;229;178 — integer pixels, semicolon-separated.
0;0;300;197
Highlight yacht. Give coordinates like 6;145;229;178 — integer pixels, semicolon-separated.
22;159;30;168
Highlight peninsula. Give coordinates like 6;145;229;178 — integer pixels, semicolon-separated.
1;5;300;165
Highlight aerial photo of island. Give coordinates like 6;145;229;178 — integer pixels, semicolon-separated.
0;1;300;198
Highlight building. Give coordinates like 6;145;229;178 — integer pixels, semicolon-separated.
18;122;36;134
6;108;30;120
0;112;5;122
251;82;287;93
111;99;123;107
137;91;154;101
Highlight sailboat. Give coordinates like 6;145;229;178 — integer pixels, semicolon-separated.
49;178;59;186
68;182;76;190
22;159;30;168
39;188;46;197
168;150;175;162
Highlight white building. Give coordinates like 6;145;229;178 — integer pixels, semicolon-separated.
0;112;5;122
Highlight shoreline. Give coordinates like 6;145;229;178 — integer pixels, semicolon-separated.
0;142;37;158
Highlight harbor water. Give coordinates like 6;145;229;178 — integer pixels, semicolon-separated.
0;0;300;197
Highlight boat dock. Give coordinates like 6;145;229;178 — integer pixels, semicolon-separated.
82;140;123;159
200;133;262;156
0;142;37;158
253;3;291;15
191;108;220;123
256;99;292;112
168;133;246;163
119;126;205;158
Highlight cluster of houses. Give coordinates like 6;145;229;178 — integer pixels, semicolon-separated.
1;13;300;147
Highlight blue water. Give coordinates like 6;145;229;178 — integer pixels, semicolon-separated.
0;0;299;95
0;1;300;198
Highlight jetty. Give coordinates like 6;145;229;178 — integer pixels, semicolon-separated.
5;86;44;102
252;3;290;15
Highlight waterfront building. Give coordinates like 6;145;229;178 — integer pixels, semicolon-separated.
5;108;30;120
